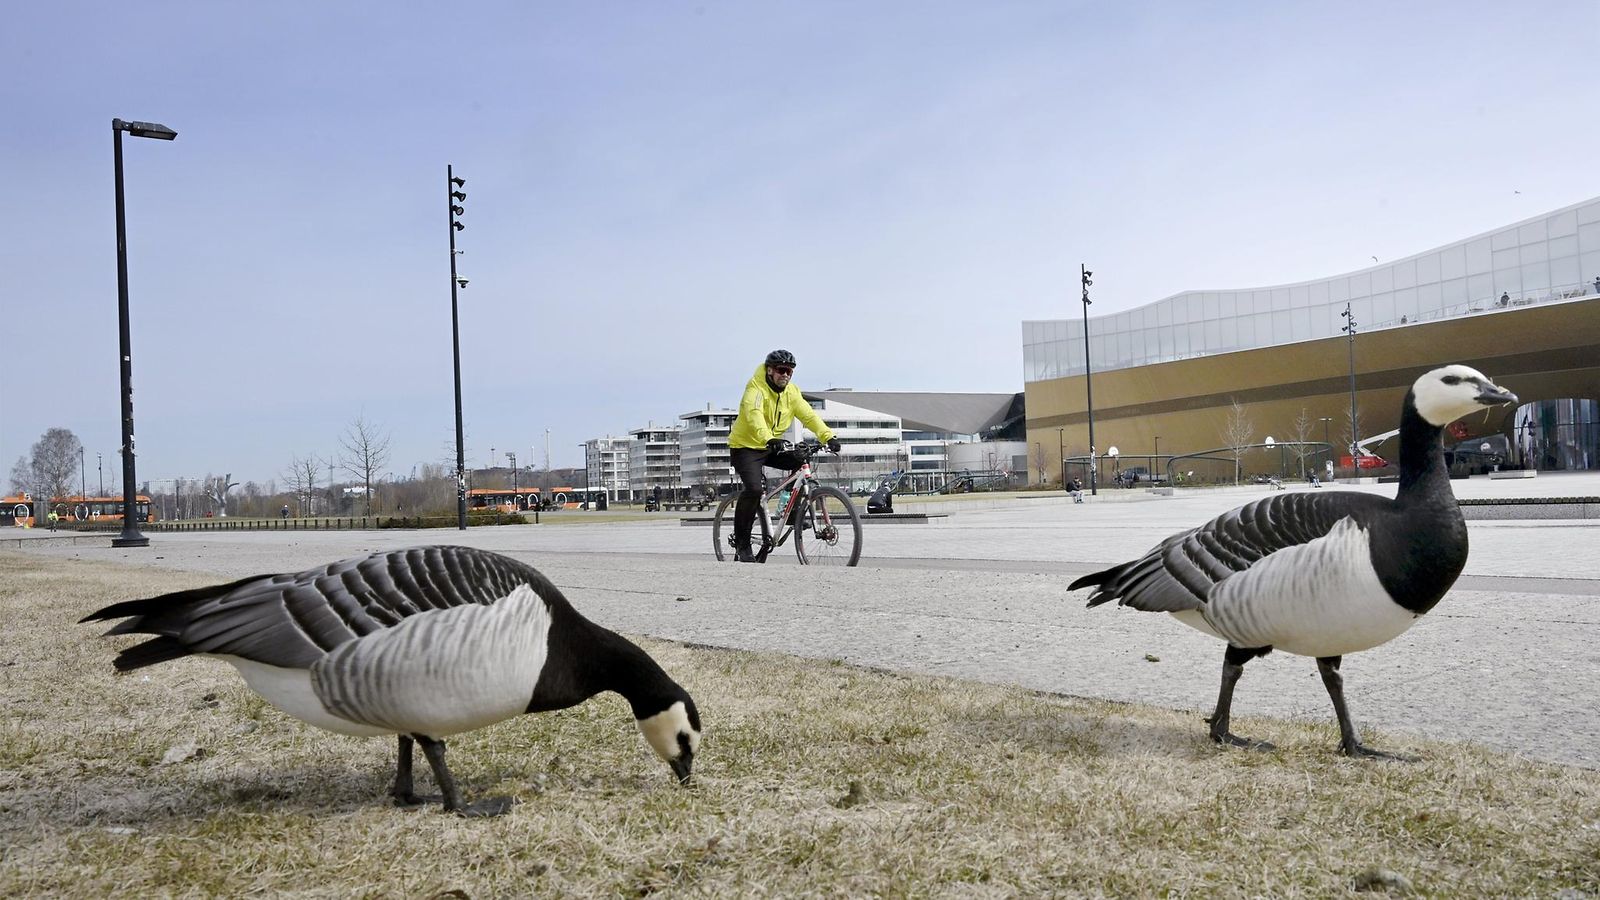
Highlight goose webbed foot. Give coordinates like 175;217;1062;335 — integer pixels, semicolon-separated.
391;790;443;808
1209;724;1277;752
1338;739;1418;762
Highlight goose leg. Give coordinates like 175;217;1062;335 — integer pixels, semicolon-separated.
1208;645;1275;750
390;735;442;807
1316;656;1417;761
415;735;516;818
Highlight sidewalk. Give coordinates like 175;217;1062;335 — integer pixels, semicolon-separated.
15;473;1598;769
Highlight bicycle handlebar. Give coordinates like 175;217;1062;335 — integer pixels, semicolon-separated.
767;438;832;459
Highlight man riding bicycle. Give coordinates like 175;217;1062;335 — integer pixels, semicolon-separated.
727;349;841;562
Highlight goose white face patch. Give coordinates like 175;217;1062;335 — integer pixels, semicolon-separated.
1412;364;1503;426
638;701;701;762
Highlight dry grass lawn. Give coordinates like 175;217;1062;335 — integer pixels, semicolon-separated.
2;551;1598;897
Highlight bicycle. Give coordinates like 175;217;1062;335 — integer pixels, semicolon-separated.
711;439;863;566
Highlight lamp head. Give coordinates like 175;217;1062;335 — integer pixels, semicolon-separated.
114;119;177;140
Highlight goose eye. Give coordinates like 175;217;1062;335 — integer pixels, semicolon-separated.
1441;375;1461;385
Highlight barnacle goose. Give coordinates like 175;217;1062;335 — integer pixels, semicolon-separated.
1069;365;1517;758
81;546;702;816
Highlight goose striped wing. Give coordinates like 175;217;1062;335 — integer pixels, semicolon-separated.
85;546;555;671
1073;491;1385;612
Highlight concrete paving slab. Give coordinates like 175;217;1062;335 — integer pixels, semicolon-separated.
15;473;1599;770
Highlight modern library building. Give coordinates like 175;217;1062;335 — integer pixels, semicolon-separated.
1023;196;1600;484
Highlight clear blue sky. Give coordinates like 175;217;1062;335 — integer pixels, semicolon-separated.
3;1;1597;488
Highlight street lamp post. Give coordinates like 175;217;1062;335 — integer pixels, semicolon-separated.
1056;427;1064;486
507;452;517;498
447;165;468;530
111;117;176;547
1340;302;1360;463
579;443;591;509
79;448;86;501
1081;263;1097;496
97;452;104;496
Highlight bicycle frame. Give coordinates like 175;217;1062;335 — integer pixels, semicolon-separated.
751;457;818;562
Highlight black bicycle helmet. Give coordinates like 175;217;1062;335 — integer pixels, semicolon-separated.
765;349;797;368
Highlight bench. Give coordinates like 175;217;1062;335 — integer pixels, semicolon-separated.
662;500;713;512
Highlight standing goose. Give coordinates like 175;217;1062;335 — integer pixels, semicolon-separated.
1069;365;1517;758
81;546;701;816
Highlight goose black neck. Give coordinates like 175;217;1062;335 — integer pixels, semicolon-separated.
527;606;683;716
1395;391;1448;502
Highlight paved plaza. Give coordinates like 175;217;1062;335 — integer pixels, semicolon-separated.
12;472;1599;768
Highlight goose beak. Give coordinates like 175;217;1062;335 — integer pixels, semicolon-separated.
669;753;693;784
1476;383;1518;407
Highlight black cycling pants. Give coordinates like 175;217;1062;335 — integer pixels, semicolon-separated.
730;447;800;544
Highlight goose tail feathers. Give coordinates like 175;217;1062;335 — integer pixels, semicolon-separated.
1069;563;1127;607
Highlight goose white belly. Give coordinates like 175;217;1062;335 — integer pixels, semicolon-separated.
1172;517;1421;657
220;656;393;737
218;585;553;740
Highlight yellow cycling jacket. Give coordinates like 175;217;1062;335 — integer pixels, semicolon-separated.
728;363;836;450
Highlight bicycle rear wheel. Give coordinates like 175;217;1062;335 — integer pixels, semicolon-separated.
793;485;862;566
710;495;737;562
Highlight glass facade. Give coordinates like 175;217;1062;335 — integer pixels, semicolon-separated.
1023;197;1600;381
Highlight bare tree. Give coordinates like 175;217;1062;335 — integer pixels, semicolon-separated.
1031;442;1052;484
339;415;392;517
282;454;321;516
206;473;241;517
11;428;83;503
1289;408;1317;479
8;455;36;497
1219;399;1255;485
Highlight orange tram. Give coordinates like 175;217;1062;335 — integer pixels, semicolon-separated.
1;494;157;527
465;487;601;512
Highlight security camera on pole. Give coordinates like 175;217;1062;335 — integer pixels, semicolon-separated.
448;166;469;530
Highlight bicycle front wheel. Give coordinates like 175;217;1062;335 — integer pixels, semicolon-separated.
710;495;737;562
793;485;862;566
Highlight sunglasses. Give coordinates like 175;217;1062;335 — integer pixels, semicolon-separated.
771;366;794;375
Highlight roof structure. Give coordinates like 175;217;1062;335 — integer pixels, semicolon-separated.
804;390;1022;435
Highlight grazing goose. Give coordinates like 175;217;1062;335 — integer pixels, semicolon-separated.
81;546;701;817
1069;365;1517;758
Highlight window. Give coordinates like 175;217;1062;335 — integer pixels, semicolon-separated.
1391;259;1416;289
1416;252;1441;284
1440;244;1466;279
1465;238;1492;274
1372;266;1394;293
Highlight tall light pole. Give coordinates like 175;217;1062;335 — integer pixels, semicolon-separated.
1056;427;1064;486
111;118;175;547
97;452;104;496
579;442;591;509
1081;263;1097;495
507;452;517;498
1340;302;1360;463
447;165;468;529
79;448;86;501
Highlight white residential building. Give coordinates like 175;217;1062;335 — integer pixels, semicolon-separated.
679;404;739;498
628;423;683;500
583;436;631;502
